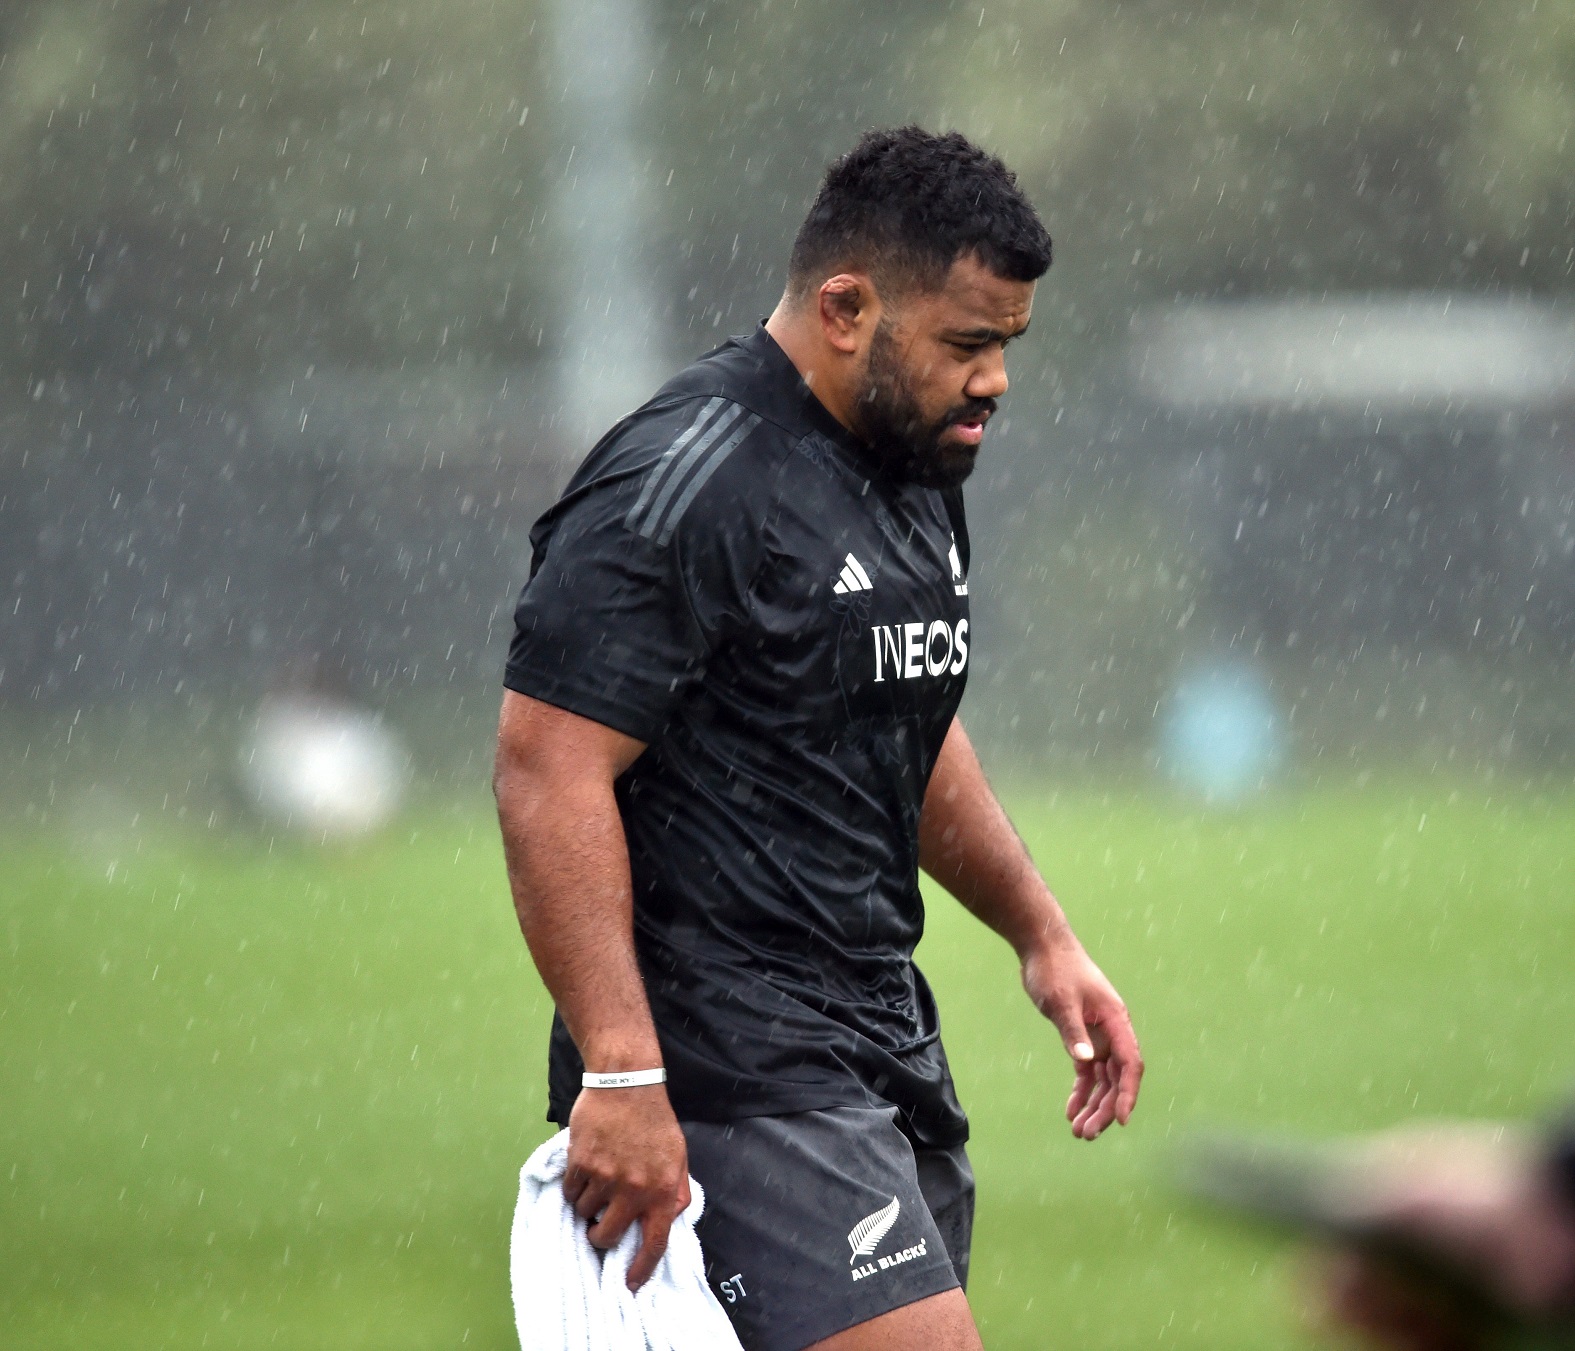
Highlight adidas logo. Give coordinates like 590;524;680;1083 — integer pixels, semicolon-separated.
831;553;873;596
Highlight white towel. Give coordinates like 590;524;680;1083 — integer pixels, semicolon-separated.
510;1129;745;1351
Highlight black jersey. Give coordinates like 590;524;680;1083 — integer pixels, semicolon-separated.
505;326;973;1146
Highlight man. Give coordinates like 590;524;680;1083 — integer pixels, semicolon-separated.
494;126;1143;1351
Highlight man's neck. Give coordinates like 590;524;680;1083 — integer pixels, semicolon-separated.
763;302;859;435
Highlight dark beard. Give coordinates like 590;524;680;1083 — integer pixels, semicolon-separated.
852;324;995;490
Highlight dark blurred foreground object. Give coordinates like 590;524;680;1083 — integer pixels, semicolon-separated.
1179;1118;1575;1350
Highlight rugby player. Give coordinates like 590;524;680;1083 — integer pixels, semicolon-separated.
494;126;1143;1351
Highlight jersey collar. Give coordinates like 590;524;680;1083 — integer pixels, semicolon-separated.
740;325;882;477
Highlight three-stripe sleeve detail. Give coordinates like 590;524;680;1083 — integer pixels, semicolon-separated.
626;399;761;544
649;412;761;545
634;401;746;539
623;397;725;532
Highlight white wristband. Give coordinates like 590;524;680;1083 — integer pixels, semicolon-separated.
581;1068;667;1089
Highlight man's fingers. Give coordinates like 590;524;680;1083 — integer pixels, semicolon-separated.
585;1193;639;1251
1089;1086;1120;1138
572;1177;614;1223
561;1165;587;1205
1086;1095;1118;1139
625;1205;678;1291
1089;1063;1119;1138
1114;1070;1141;1124
1066;1060;1096;1122
1053;1005;1096;1064
578;1186;686;1290
1072;1064;1112;1139
1072;1087;1107;1139
1056;1001;1098;1135
1108;1026;1144;1125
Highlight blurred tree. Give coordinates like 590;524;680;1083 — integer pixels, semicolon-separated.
927;0;1575;385
7;0;1572;385
3;0;553;383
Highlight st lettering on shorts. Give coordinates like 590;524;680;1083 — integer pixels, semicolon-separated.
683;1105;974;1351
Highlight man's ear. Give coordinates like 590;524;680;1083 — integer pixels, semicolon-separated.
816;273;880;355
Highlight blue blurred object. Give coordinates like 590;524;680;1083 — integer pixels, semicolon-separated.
1163;663;1282;801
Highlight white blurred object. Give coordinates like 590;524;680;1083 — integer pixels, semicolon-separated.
1132;296;1575;409
240;696;406;838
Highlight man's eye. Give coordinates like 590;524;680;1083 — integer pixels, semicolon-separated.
952;341;986;356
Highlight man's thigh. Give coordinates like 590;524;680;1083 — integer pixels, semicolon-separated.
806;1290;982;1351
684;1106;975;1351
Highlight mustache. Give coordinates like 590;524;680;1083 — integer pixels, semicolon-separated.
942;398;997;427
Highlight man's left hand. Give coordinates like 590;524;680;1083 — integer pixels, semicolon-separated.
1021;941;1143;1140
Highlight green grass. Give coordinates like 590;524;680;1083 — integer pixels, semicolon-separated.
3;783;1573;1349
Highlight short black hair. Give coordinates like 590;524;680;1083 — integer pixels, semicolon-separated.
787;126;1052;300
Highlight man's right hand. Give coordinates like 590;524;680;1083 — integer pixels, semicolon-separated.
563;1083;692;1291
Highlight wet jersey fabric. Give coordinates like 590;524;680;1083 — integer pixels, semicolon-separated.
504;326;973;1147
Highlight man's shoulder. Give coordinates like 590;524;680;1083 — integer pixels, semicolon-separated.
616;393;788;546
544;334;870;558
574;349;831;507
641;337;819;448
588;338;789;458
542;398;792;560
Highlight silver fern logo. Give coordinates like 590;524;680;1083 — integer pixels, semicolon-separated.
848;1197;901;1263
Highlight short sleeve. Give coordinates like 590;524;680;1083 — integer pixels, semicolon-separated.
503;400;767;742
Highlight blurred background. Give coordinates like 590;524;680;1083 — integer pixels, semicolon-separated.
3;2;1573;1348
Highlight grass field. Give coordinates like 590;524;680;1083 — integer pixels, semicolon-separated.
4;781;1573;1349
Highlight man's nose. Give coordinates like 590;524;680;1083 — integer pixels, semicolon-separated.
967;351;1009;401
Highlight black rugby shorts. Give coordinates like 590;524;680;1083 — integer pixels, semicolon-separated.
683;1105;974;1351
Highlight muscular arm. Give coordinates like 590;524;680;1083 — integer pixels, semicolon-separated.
494;689;655;1065
919;718;1143;1139
492;689;689;1288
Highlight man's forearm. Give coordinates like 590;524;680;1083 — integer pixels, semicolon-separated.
918;719;1078;958
496;771;662;1069
492;694;661;1071
920;717;1143;1138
